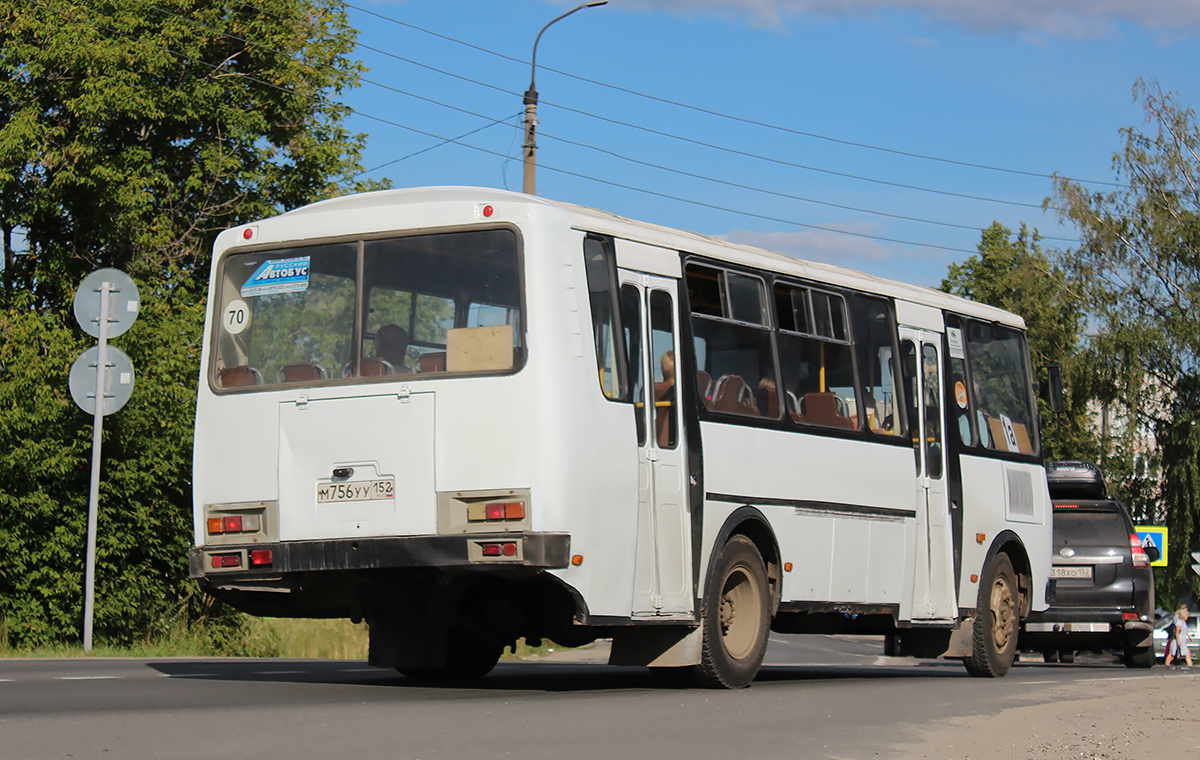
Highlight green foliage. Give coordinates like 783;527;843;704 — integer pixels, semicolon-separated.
1155;379;1200;606
0;0;386;646
941;222;1098;463
1051;79;1200;603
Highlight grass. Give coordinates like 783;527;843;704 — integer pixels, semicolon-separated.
0;615;571;661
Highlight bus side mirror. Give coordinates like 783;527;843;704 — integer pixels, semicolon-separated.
1047;365;1063;415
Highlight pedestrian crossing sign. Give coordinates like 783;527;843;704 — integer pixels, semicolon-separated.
1135;526;1167;567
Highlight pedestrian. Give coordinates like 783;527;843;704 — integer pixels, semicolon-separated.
1164;606;1192;668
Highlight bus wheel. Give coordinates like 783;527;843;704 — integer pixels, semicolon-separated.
396;628;502;682
964;552;1018;678
692;535;770;689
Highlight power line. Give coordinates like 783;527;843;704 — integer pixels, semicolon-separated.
35;0;1023;256
343;1;1123;189
539;130;1081;242
336;11;1082;211
118;0;1052;231
137;0;1078;223
356;114;520;177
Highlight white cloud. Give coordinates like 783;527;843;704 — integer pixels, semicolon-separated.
718;227;893;266
609;0;1200;40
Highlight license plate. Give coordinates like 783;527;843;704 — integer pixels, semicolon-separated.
1050;566;1092;580
317;478;395;503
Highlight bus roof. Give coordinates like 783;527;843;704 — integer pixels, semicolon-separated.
262;185;1024;329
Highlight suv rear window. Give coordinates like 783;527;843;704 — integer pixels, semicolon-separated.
1053;504;1129;544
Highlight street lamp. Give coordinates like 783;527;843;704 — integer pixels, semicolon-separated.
522;1;607;195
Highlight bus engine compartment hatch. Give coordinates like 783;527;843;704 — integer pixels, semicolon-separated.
277;391;436;541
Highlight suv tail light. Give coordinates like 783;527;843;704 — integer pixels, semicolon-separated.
1130;533;1150;568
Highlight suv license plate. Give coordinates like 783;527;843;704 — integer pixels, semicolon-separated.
1050;566;1092;580
317;478;395;503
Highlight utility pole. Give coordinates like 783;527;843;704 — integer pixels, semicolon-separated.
522;1;607;195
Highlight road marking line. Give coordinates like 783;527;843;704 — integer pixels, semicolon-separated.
55;676;121;680
0;679;13;682
163;673;218;678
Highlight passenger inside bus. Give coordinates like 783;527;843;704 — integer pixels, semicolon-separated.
364;324;411;375
655;350;677;447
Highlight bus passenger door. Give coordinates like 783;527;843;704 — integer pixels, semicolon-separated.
900;329;957;621
622;271;693;617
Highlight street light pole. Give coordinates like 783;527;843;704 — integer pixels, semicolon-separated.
522;1;607;195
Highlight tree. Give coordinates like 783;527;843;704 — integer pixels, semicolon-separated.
0;0;385;647
1051;78;1200;605
941;222;1098;464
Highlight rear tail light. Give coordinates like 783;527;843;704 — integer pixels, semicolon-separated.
1130;533;1150;568
468;501;527;523
480;542;518;557
207;514;261;535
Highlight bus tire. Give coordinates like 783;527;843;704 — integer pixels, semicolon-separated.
692;535;770;689
396;627;502;682
964;552;1018;678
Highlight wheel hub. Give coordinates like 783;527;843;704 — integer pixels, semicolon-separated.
990;575;1015;650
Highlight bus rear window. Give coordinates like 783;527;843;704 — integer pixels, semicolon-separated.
212;228;522;388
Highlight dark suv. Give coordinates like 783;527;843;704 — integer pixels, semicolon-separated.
1020;461;1156;668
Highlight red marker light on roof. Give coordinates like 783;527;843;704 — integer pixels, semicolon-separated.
243;228;253;240
483;205;494;218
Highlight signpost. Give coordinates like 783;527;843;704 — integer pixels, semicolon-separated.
70;269;139;651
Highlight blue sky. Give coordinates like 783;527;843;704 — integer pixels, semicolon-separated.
341;0;1200;288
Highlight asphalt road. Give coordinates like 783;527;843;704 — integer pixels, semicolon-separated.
0;635;1192;760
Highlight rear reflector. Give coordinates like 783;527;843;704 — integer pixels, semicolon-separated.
250;549;273;566
210;553;242;569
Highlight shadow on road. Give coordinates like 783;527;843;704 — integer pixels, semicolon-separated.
143;656;994;695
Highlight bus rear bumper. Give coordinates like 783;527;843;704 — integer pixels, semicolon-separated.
189;532;571;581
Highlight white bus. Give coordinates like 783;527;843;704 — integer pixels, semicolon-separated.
191;186;1051;688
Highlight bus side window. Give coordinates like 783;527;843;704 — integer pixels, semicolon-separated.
850;295;901;436
944;318;976;446
964;321;1038;455
583;236;630;401
686;264;775;419
776;283;858;430
621;283;646;445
